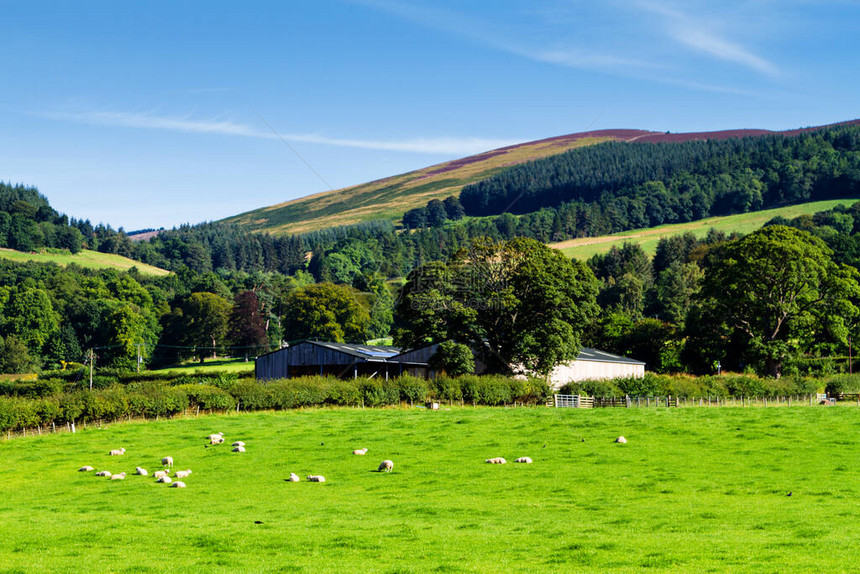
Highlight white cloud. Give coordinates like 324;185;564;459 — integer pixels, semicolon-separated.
45;110;518;155
638;2;779;76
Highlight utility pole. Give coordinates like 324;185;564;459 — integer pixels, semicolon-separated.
88;348;94;390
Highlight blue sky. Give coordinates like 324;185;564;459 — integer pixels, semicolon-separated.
1;0;858;231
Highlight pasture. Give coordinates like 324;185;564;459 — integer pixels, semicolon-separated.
550;199;860;260
0;247;169;276
1;406;858;572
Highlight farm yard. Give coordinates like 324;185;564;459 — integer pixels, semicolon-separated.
1;406;859;572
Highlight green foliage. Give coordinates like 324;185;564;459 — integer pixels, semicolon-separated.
428;341;475;376
283;282;371;343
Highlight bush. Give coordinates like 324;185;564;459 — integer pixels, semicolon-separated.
359;379;399;407
394;375;428;404
176;384;237;411
824;374;860;396
228;380;272;411
429;376;462;402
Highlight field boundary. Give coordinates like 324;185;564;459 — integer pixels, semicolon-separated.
553;393;857;408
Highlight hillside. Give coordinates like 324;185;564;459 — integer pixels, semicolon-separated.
550;199;860;260
0;247;170;276
220;120;860;235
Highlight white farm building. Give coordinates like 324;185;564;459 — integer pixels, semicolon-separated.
543;348;645;390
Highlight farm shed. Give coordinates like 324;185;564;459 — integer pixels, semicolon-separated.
255;340;439;381
544;348;645;390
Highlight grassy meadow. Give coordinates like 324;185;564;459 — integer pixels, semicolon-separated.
152;358;256;376
551;199;860;260
1;406;859;572
0;248;169;276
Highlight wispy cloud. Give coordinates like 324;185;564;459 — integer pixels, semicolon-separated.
44;110;518;155
353;0;655;73
638;2;779;76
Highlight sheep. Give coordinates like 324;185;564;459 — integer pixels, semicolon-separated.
154;470;169;479
514;457;532;464
378;460;394;472
109;448;126;456
161;456;174;468
135;467;149;476
485;457;507;464
232;441;245;447
287;473;300;482
170;481;186;488
210;435;225;445
110;472;126;481
232;446;245;453
78;466;94;472
157;476;172;484
306;475;326;482
174;469;192;479
95;470;112;477
352;448;368;455
615;436;628;444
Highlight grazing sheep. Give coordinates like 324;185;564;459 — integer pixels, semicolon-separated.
135;467;149;476
109;448;126;456
170;481;186;488
232;441;245;447
514;457;532;464
306;475;326;482
352;448;368;455
287;473;300;482
95;470;112;477
485;457;507;464
154;470;169;479
161;456;173;468
378;460;394;472
210;436;225;445
157;476;172;484
232;446;245;453
615;436;628;444
78;466;94;472
174;469;192;479
110;472;126;481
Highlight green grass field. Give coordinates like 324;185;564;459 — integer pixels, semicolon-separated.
551;199;860;260
152;358;256;375
1;406;858;572
0;248;169;276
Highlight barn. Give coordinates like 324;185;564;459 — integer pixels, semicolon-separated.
543;348;645;390
255;340;439;381
256;340;644;386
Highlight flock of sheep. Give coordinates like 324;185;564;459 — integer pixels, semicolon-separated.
77;431;628;488
77;432;248;488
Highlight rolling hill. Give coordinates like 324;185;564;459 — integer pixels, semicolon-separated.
220;120;859;235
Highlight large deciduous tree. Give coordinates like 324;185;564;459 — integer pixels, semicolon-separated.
229;290;268;354
700;225;859;377
283;283;370;343
182;292;232;363
395;237;599;376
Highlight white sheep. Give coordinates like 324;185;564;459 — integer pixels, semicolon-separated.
110;472;126;481
232;446;245;453
485;457;507;464
109;448;126;456
514;457;532;464
210;436;225;445
157;476;172;484
78;466;94;472
170;481;186;488
287;473;300;482
161;456;174;468
352;448;368;455
135;467;149;476
174;469;192;479
615;436;628;444
95;470;112;477
306;475;326;482
232;441;245;447
378;460;394;472
154;470;169;479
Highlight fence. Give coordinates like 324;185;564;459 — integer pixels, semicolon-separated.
553;394;848;409
553;394;593;408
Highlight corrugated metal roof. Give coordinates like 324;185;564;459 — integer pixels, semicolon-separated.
308;341;401;361
576;347;646;366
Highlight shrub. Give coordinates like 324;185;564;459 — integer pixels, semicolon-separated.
176;384;237;411
394;375;428;404
359;379;399;407
228;380;272;411
429;376;462;402
824;374;860;396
